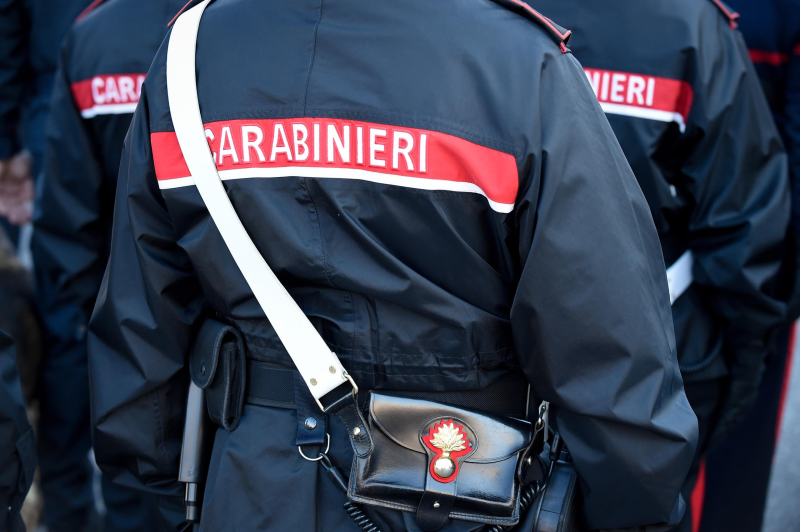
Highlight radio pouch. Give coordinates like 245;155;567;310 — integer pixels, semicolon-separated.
190;317;246;430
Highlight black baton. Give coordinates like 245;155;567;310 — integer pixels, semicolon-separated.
178;381;212;522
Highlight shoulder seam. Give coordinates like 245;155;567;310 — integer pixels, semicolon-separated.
709;0;740;29
75;0;107;23
489;0;572;54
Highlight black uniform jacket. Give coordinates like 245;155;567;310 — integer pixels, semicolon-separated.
727;0;800;318
0;0;92;158
31;0;190;424
0;331;35;532
528;0;790;390
88;1;698;530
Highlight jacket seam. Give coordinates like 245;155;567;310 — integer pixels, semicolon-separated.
301;177;336;288
302;0;324;116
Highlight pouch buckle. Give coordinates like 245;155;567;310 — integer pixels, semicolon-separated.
315;371;359;412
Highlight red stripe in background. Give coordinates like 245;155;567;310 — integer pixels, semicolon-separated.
690;461;706;532
151;117;519;207
584;68;694;123
75;0;105;22
70;74;145;112
749;50;790;66
775;321;797;444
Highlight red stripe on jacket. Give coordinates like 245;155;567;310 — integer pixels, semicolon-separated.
151;118;519;210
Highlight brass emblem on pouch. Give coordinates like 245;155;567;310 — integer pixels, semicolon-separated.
430;423;466;479
422;419;473;483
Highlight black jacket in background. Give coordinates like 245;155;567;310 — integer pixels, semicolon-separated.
727;0;800;319
0;0;92;158
31;0;192;423
527;0;790;400
0;330;35;532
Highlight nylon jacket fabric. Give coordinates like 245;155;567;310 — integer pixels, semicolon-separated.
29;0;190;527
0;330;35;532
31;0;189;530
726;0;800;319
0;0;92;159
527;0;789;406
88;0;698;530
31;0;188;420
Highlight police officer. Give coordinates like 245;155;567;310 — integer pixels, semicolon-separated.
0;0;94;240
0;330;36;532
695;1;800;530
88;0;698;530
524;0;791;530
31;0;189;529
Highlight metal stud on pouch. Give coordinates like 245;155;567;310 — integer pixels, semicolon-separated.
433;456;456;479
433;502;441;509
304;417;317;430
353;427;362;437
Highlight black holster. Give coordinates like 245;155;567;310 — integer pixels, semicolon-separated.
189;318;246;430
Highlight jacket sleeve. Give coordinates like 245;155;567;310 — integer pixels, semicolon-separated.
0;330;35;532
680;19;789;445
87;82;206;511
0;0;26;159
511;51;698;531
31;36;109;382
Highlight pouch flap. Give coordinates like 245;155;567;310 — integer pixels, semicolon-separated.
369;393;531;462
190;318;242;389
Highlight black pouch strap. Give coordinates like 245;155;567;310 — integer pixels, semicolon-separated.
190;318;246;430
294;372;328;447
324;387;373;458
417;480;457;532
518;416;547;486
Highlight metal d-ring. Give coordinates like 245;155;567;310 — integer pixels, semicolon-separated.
298;433;331;461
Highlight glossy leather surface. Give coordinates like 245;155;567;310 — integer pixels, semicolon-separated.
348;393;532;526
369;393;531;461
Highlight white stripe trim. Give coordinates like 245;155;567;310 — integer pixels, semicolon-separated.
666;250;694;305
80;102;138;118
157;166;515;213
157;176;195;189
599;102;686;133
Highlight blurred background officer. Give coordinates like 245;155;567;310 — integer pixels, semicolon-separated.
0;0;94;246
524;0;790;531
89;0;697;530
696;1;800;531
30;0;189;530
0;330;36;532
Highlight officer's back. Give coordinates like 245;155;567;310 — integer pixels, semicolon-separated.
89;1;698;530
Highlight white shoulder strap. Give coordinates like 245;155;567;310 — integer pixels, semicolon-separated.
166;0;355;408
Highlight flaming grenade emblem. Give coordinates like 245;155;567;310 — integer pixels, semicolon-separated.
422;419;472;482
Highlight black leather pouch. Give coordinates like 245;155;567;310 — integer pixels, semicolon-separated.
348;393;533;531
189;318;246;430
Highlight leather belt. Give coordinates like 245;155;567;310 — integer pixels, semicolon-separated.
244;359;531;419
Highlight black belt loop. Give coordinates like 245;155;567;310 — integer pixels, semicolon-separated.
294;371;328;447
